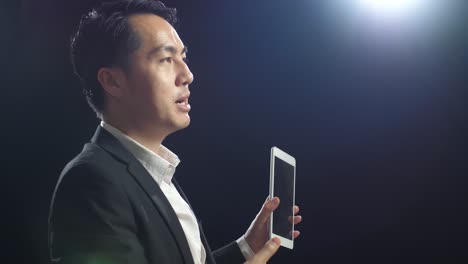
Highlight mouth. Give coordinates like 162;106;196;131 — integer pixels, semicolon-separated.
175;95;191;112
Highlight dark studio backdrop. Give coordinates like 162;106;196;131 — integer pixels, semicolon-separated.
2;0;467;263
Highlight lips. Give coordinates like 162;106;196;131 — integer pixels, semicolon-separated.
175;94;191;112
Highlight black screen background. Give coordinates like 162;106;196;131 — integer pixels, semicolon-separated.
272;157;295;239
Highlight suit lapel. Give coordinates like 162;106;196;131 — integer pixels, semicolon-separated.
91;126;195;264
172;179;194;214
173;179;216;264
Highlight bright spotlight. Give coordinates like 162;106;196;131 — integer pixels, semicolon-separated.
323;0;457;50
356;0;425;19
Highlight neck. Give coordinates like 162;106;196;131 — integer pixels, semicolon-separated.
102;113;167;155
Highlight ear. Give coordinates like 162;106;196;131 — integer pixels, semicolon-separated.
97;67;124;97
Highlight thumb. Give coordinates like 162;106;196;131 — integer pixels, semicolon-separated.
255;197;280;225
249;237;281;263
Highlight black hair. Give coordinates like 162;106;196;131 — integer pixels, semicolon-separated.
70;0;177;117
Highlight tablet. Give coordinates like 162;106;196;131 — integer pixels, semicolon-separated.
269;146;296;249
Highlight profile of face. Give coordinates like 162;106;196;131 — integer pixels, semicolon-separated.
109;14;194;136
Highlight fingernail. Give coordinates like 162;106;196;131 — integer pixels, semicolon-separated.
273;197;279;205
272;237;281;245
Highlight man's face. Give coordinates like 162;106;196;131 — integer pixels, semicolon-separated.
119;14;193;136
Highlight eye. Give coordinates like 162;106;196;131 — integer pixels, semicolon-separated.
183;57;189;63
161;57;173;63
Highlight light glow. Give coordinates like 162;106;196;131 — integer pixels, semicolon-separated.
355;0;425;18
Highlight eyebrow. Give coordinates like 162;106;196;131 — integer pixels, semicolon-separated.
147;45;188;59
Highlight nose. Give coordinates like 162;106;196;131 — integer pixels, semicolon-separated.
176;60;194;87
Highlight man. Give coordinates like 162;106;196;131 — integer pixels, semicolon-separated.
48;1;302;263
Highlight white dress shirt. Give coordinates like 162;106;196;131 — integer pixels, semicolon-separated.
100;121;254;263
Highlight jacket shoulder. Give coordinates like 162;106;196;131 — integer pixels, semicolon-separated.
54;143;128;194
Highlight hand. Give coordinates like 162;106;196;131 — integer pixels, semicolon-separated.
243;237;281;264
244;197;302;254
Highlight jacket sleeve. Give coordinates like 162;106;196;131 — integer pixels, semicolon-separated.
49;163;148;264
213;242;246;264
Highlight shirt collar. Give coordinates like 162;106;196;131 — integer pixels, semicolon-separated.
100;121;180;185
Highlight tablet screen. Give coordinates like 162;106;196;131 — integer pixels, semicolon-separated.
273;157;295;240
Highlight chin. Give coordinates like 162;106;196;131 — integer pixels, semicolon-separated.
172;116;191;132
180;117;191;129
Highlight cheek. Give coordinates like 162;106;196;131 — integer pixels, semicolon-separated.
148;71;174;100
128;63;174;109
129;69;157;98
143;78;173;113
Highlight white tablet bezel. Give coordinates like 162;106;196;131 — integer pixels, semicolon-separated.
269;146;296;249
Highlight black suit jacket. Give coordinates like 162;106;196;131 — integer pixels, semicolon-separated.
48;126;245;264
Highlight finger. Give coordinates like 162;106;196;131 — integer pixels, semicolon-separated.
293;230;301;239
253;237;281;262
293;215;302;225
255;197;280;225
293;205;300;215
287;215;302;225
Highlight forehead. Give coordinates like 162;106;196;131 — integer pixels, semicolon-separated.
128;14;184;50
